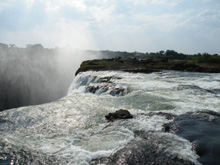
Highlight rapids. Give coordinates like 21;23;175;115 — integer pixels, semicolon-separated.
0;70;220;164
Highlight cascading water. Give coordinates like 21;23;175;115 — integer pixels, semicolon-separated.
0;71;220;164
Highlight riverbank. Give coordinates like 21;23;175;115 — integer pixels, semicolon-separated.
76;58;220;75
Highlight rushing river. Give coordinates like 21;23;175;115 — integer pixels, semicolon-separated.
0;71;220;164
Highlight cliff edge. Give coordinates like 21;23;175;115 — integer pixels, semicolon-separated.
76;58;220;75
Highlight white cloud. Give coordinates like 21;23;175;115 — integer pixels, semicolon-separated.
63;0;87;12
0;2;8;11
43;1;60;12
150;0;182;6
25;0;34;8
0;18;97;49
151;0;166;5
0;0;15;11
129;7;220;33
89;5;115;22
131;11;188;32
203;0;212;3
38;0;87;12
0;0;35;9
196;9;220;23
133;0;147;5
110;24;146;34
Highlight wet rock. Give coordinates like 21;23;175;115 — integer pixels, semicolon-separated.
85;84;108;94
122;68;161;74
108;140;194;165
164;125;171;132
164;111;220;165
109;87;125;96
85;83;128;96
98;76;112;83
174;85;215;95
148;111;176;120
83;76;128;96
0;148;60;165
105;109;133;121
91;134;195;165
95;111;220;165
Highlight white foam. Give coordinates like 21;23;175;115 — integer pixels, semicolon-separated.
149;132;201;165
1;70;219;164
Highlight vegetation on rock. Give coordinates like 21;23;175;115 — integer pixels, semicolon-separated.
76;57;220;75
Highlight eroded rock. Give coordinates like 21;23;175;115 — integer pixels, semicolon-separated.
85;76;129;96
163;111;220;165
85;83;128;96
105;109;133;121
91;133;196;165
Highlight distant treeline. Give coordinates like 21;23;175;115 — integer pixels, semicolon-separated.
95;50;220;63
145;50;220;63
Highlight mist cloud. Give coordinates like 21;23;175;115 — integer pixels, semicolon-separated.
0;44;103;111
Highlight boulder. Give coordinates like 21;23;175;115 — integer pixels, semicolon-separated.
105;109;133;121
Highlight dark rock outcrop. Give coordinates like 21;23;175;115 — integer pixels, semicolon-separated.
96;110;220;165
75;58;162;75
84;76;129;96
105;109;133;121
163;110;220;165
76;58;220;75
0;148;60;165
85;83;128;96
91;132;196;165
105;140;194;165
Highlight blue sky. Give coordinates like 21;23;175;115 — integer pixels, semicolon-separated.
0;0;219;54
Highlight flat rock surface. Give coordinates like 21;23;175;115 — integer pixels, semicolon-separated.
164;111;220;165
